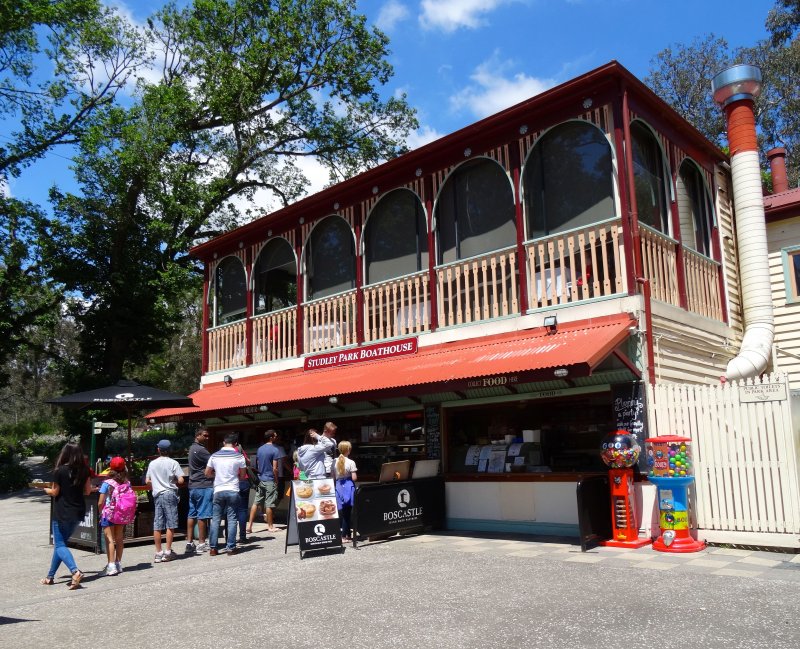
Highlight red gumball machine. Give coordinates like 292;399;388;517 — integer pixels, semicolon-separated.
599;430;652;549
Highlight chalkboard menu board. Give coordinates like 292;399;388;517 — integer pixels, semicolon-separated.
612;382;648;449
424;405;441;460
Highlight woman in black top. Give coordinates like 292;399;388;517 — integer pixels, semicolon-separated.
41;443;91;589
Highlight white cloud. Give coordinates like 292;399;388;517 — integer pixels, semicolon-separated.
376;1;410;31
449;52;555;118
419;0;512;33
407;125;445;150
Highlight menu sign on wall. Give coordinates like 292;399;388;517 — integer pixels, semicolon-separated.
285;479;342;558
612;382;648;468
424;405;441;460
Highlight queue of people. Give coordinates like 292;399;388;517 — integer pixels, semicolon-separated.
37;421;356;587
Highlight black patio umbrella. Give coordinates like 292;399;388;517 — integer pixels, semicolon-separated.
47;379;195;458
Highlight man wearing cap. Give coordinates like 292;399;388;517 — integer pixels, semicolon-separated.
145;440;184;563
205;432;247;556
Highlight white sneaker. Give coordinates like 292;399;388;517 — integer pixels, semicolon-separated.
195;542;210;553
115;561;123;574
105;564;119;576
154;551;165;563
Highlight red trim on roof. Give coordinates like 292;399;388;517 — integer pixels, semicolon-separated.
149;314;636;421
191;61;725;262
764;187;800;223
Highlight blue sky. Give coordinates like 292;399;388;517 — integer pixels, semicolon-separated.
5;0;776;208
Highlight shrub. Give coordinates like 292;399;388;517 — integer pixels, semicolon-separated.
0;462;31;493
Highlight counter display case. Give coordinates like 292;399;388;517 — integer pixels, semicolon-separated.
352;440;426;477
450;442;545;474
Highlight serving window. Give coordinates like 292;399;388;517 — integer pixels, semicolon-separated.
446;395;614;475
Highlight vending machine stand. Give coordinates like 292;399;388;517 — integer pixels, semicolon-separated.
599;467;652;548
649;475;705;553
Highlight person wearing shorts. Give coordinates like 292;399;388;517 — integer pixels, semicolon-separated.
186;428;213;553
145;440;184;563
248;430;280;533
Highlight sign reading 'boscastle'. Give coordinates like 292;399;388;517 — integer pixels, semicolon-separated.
285;479;342;558
382;488;424;527
352;478;446;540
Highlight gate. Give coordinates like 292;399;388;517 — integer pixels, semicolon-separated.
648;373;800;548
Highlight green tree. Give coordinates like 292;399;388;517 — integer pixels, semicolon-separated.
644;36;737;147
0;0;145;177
0;1;145;390
0;197;61;387
44;0;417;386
645;1;800;187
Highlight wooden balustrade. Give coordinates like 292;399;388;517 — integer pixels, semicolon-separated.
639;224;680;308
363;272;430;342
303;290;358;354
207;320;247;372
525;219;624;309
683;248;723;320
436;247;519;328
252;306;298;363
205;219;725;372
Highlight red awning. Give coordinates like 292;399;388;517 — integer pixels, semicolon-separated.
149;314;636;420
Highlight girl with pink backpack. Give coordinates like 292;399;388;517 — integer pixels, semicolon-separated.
98;457;137;576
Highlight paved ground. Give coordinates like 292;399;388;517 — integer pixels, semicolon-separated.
2;465;799;649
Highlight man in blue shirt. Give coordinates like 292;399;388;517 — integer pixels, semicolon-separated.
247;430;280;533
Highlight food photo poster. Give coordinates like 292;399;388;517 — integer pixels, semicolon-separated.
292;479;339;522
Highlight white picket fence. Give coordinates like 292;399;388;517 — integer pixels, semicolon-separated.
648;373;800;547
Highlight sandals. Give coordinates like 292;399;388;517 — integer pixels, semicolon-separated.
40;577;54;585
68;570;83;590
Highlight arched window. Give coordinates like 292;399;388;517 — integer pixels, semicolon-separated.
253;238;297;314
364;189;428;284
523;121;615;239
213;256;246;326
305;216;356;299
631;121;670;233
677;160;714;257
435;158;516;264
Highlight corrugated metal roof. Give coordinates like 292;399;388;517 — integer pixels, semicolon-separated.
150;314;635;420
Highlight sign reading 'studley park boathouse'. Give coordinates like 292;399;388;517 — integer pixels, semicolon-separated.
303;337;417;371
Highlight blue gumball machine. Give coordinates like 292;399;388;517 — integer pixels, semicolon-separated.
645;435;705;553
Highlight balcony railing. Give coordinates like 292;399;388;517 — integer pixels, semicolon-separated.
436;246;519;328
205;219;727;374
525;218;624;310
207;320;246;373
639;224;680;308
363;271;430;342
683;248;723;321
252;306;297;363
303;289;358;354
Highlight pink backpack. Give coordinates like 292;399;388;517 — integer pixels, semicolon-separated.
102;479;137;525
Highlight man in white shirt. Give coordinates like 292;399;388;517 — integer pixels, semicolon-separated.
205;432;247;556
145;440;184;563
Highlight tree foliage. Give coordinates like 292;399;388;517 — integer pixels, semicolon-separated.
43;0;417;386
645;36;736;147
0;197;61;386
0;0;145;177
0;0;144;392
646;1;800;187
